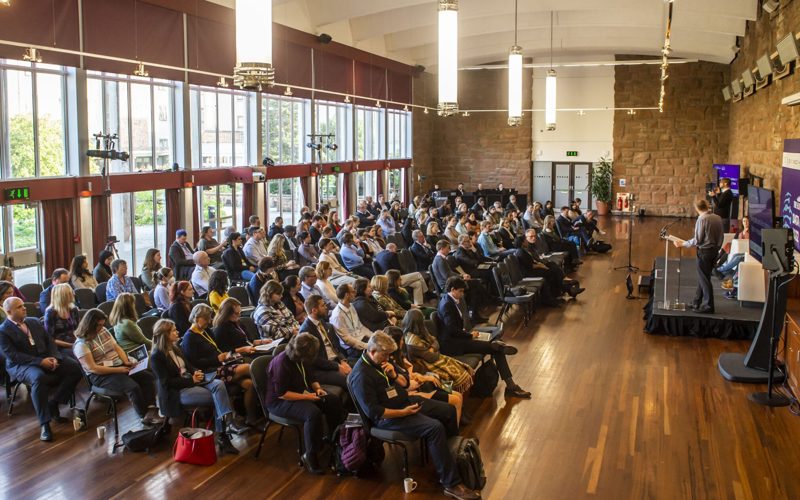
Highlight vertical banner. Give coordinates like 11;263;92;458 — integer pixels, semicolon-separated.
780;139;800;252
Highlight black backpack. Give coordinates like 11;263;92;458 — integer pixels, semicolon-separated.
471;360;499;398
591;241;612;254
448;436;487;491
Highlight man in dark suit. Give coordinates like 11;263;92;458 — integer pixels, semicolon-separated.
455;183;466;198
351;278;396;331
374;243;402;274
432;241;487;322
453;234;493;283
169;229;195;280
436;278;530;399
283;225;300;255
39;268;70;314
298;295;351;390
409;229;436;273
308;215;325;245
267;216;284;239
516;230;584;303
374;244;429;304
709;177;734;232
0;297;82;441
355;201;375;228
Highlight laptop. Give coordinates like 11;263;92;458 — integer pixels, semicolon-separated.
126;345;149;375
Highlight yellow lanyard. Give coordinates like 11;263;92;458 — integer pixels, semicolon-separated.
362;354;390;388
296;362;309;390
194;327;221;354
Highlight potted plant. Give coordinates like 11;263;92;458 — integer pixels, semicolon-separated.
591;157;613;215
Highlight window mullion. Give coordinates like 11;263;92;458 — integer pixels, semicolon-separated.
31;67;41;178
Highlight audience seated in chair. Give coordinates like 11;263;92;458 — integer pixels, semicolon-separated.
281;275;308;324
163;281;193;337
190;251;213;297
222;232;256;282
153;268;173;312
340;233;374;278
298;295;351;391
139;249;163;291
208;269;230;313
40;268;70;316
93;251;114;284
43;283;80;359
169;229;195;281
329;283;373;360
315;261;339;308
375;243;428;305
196;226;226;269
352;278;397;331
70;255;98;291
110;293;151;352
213;298;271;357
106;260;137;302
253;280;299;341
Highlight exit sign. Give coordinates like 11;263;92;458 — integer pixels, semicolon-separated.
332;166;342;173
4;187;30;201
566;151;579;157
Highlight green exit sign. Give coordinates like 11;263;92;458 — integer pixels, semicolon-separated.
566;151;579;157
4;187;30;201
332;166;342;173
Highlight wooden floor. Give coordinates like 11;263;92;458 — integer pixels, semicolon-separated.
2;215;800;500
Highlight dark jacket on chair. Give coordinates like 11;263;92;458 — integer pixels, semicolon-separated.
150;347;197;418
169;241;195;280
0;318;61;375
374;249;402;274
351;296;392;331
435;295;473;356
222;247;250;282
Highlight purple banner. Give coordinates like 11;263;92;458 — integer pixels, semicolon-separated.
780;139;800;251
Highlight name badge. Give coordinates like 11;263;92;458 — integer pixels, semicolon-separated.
386;387;398;399
101;360;114;367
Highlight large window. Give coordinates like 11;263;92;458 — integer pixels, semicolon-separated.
110;190;167;273
87;72;176;174
0;203;43;285
198;184;244;234
387;109;412;159
388;169;404;202
262;96;309;165
190;86;252;168
319;174;340;208
268;179;305;225
355;171;377;201
1;60;68;179
314;100;352;163
355;106;385;161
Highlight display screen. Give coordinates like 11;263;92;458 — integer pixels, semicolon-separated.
713;164;740;195
780;139;800;253
748;185;775;262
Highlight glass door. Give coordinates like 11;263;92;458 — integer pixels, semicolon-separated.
554;163;571;208
573;163;592;210
2;203;42;285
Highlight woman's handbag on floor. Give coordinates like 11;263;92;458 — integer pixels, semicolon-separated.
173;410;217;466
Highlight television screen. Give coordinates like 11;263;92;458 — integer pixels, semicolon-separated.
713;164;740;195
748;185;775;262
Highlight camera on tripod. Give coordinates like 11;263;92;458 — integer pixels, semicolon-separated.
86;133;130;162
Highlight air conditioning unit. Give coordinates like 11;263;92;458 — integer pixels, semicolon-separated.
782;91;800;106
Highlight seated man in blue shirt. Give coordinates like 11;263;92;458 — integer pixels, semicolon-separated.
348;332;480;500
106;259;138;302
339;233;374;278
476;221;515;259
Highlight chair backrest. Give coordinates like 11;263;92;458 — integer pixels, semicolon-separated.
506;255;524;285
149;289;156;308
228;285;250;307
138;273;152;291
429;311;443;341
133;293;150;316
95;282;108;304
130;276;144;293
249;354;273;413
346;373;375;434
398;249;416;275
19;283;43;302
190;299;209;309
77;309;90;322
491;267;507;297
393;234;408;250
372;260;383;276
273;343;287;356
23;302;42;318
428;265;444;295
137;315;160;340
239;316;260;342
97;300;115;316
74;288;98;309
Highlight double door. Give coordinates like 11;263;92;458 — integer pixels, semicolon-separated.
0;203;42;285
532;161;592;210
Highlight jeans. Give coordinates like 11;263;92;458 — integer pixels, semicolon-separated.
241;270;256;281
88;370;157;418
179;379;233;432
268;395;344;454
717;253;744;276
13;357;82;424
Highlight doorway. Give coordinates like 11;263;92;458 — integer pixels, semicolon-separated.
0;202;43;285
532;161;592;210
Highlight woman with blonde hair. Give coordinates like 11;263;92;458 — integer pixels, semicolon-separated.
44;283;80;358
425;220;444;248
315;261;338;307
267;233;299;279
370;275;407;319
110;292;151;352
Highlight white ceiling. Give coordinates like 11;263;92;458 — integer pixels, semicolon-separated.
212;0;759;67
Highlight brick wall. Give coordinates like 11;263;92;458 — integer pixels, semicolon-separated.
412;68;533;195
613;59;730;216
728;3;800;194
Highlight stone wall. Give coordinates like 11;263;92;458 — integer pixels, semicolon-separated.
613;59;730;216
728;3;800;194
412;68;533;195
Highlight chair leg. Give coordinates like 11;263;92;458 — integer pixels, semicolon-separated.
254;420;271;458
7;382;21;416
111;400;123;452
278;426;285;442
400;442;409;478
294;425;304;466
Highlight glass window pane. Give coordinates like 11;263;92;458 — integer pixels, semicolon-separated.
110;193;133;265
106;80;130;173
10;204;37;250
281;179;293;223
219;184;233;225
36;73;65;177
265;98;279;163
268;179;279;223
130;83;153;171
87;78;104;174
234;183;244;229
7;69;35;178
234;94;248;166
190;89;200;169
14;267;40;287
153;85;173;169
201;187;219;229
200;90;217;168
218;93;233;167
155;189;167;257
134;191;156;271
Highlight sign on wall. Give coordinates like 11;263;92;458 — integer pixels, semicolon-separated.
780;139;800;252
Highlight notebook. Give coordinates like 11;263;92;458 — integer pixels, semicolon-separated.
126;345;149;375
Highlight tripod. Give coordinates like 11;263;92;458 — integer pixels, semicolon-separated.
614;204;639;272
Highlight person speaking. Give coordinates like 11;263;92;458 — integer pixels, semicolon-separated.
708;177;734;232
671;200;724;314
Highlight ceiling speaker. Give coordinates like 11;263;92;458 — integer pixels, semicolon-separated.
762;0;780;14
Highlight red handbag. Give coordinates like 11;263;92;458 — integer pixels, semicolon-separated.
173;410;217;466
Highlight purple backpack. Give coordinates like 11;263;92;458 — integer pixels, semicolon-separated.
339;426;368;472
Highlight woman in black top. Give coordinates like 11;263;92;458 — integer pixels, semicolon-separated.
281;275;307;324
150;318;240;454
212;298;271;356
93;250;114;283
221;232;256;282
164;281;193;336
180;303;260;426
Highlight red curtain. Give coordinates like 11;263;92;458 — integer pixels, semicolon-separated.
91;196;110;261
300;178;310;209
41;199;77;276
165;189;181;265
242;183;255;228
341;173;351;219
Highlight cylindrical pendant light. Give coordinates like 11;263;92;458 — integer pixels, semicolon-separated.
545;11;557;131
507;0;522;127
234;0;274;90
438;0;459;116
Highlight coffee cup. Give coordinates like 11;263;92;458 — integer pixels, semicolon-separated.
72;417;82;431
403;478;417;493
96;425;106;440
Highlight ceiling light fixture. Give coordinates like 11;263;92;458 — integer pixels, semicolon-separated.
284;86;293;96
545;11;557;131
507;0;523;127
403;105;409;112
0;1;11;7
23;47;42;63
234;0;275;91
217;77;229;88
437;0;459;117
344;95;351;103
134;61;148;77
375;100;382;108
577;110;586;116
659;0;674;113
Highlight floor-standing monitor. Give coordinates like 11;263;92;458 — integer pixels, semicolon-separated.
748;185;775;262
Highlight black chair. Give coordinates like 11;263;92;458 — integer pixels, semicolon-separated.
398;249;417;275
95;282;108;304
129;276;144;293
74;288;98;309
23;302;41;318
137;315;160;340
228;286;250;308
491;267;535;326
97;300;115;317
133;293;151;316
372;261;383;276
19;283;43;302
427;266;445;297
77;309;90;321
5;379;26;416
82;373;126;452
346;376;425;478
249;355;304;462
505;255;546;292
428;311;485;370
239;316;260;342
190;299;209;309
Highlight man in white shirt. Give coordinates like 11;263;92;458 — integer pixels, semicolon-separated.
318;238;357;287
190;251;213;296
329;283;374;359
243;226;269;267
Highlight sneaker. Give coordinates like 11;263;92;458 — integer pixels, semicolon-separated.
444;483;481;500
217;433;240;455
721;280;734;290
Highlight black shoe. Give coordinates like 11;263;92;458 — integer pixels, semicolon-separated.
301;451;325;475
40;423;53;442
504;385;532;399
493;341;518;355
48;402;68;424
228;421;251;435
444;483;481;500
692;305;714;314
713;269;725;280
568;287;585;298
217;434;240;455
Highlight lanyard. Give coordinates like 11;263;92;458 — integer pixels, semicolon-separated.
361;354;390;388
339;305;356;330
194;327;221;354
296;362;309;390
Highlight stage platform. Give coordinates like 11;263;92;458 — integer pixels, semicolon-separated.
644;257;761;339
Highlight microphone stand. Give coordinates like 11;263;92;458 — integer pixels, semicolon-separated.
614;198;639;272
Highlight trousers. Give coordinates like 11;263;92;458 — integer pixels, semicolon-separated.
695;248;718;309
88;370;157;417
12;357;82;425
268;395;344;454
179;379;234;432
401;272;428;304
